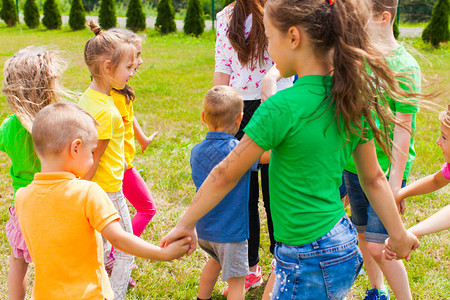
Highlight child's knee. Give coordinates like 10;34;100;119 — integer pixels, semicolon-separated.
366;241;385;262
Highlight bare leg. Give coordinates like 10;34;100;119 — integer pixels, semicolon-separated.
227;276;245;300
358;233;385;290
8;253;28;300
262;271;276;300
198;258;221;299
367;241;412;300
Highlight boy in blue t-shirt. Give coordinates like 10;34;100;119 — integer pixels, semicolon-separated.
191;86;268;300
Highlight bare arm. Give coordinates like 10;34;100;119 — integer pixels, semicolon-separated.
102;221;190;261
389;112;413;214
161;135;265;254
212;72;231;87
408;205;450;237
398;170;450;201
133;117;158;153
353;141;419;259
83;139;109;181
261;64;281;102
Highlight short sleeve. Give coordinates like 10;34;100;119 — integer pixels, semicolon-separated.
214;11;232;75
0;118;6;153
395;68;421;114
94;110;114;140
441;163;450;180
113;93;129;119
244;95;292;151
85;183;120;232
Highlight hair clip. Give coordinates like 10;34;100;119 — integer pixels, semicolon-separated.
37;53;41;57
328;0;335;5
95;28;102;36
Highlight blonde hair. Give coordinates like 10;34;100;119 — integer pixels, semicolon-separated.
84;20;136;82
2;46;67;132
32;102;98;157
439;105;450;129
204;86;243;131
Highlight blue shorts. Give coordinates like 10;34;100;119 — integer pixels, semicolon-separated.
343;170;406;243
339;174;347;198
271;216;363;300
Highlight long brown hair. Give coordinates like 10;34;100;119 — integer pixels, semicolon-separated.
265;0;423;157
227;0;267;69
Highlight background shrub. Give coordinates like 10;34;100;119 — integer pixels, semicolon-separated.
422;0;450;48
24;0;39;28
155;0;176;34
1;0;18;26
126;0;146;32
69;0;86;30
42;0;62;29
393;19;400;39
99;0;116;29
184;0;204;36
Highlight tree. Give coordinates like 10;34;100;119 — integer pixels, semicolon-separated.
184;0;205;36
42;0;62;29
99;0;117;29
155;0;176;34
422;0;450;48
69;0;86;30
126;0;146;32
24;0;40;28
1;0;18;26
393;19;400;39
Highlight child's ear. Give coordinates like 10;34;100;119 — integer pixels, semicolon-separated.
70;139;83;158
381;11;392;25
201;110;206;124
288;26;301;49
236;112;244;127
103;60;112;75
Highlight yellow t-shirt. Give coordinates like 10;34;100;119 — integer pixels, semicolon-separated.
79;88;125;192
112;90;135;169
15;172;120;300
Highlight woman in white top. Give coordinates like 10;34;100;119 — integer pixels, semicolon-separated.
213;0;292;294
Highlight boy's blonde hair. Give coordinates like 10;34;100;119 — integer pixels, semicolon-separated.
2;46;66;132
84;20;136;81
32;102;98;157
204;86;243;130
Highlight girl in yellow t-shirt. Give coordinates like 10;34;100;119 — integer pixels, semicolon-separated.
109;29;158;239
78;20;136;300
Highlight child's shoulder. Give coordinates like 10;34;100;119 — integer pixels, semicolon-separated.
388;44;421;74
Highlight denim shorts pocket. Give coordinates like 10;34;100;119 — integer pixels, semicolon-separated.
320;248;363;300
272;245;298;299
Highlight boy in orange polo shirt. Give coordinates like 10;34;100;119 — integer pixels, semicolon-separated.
15;103;190;299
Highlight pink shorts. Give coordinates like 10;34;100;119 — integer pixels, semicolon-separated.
6;206;32;262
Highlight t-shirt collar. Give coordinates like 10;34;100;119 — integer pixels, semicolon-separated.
34;172;77;181
205;131;236;140
294;75;332;87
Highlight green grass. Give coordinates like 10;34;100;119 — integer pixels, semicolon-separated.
0;25;449;299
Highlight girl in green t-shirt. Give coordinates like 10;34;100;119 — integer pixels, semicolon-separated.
162;0;422;298
1;47;64;299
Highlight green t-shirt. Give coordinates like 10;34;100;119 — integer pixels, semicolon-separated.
244;75;368;245
0;114;41;205
345;44;421;179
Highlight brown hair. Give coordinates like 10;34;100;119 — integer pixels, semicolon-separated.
108;28;145;103
265;0;423;156
204;86;243;132
84;20;136;84
372;0;398;21
227;0;267;69
32;102;98;157
2;46;67;132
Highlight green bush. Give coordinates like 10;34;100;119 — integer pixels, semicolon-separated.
422;0;450;48
69;0;86;30
126;0;146;32
99;0;116;29
24;0;40;28
1;0;18;26
42;0;62;29
393;19;400;39
155;0;176;34
184;0;204;36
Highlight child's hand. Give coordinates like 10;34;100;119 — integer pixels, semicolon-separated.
383;231;420;261
160;236;191;261
395;188;407;215
140;131;158;153
160;225;197;256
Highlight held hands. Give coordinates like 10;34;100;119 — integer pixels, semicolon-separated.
160;224;197;256
160;236;192;261
140;131;158;153
383;230;420;261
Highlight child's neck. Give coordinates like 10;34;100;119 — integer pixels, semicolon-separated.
40;156;73;174
90;78;112;96
374;28;399;53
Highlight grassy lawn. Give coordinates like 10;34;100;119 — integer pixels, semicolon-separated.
0;24;449;299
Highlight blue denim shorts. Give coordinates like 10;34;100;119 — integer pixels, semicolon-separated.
343;170;406;243
271;216;363;300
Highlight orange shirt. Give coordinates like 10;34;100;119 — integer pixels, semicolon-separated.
15;172;120;299
112;90;136;169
